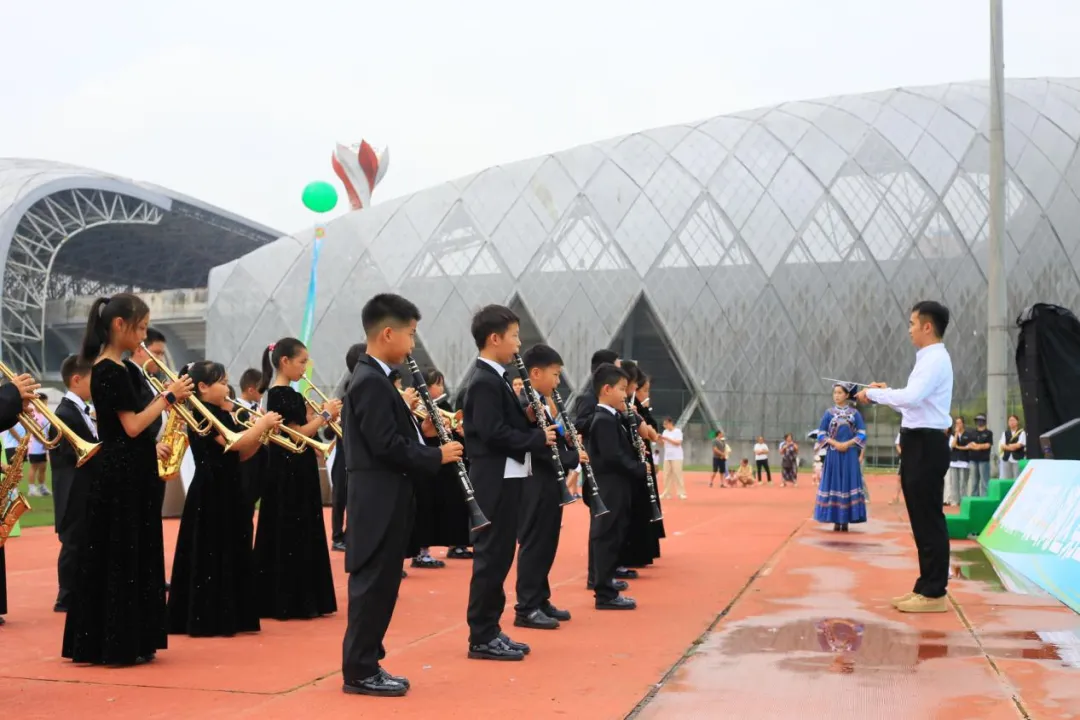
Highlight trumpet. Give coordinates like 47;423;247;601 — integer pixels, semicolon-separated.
231;403;335;458
139;343;244;453
399;389;462;430
302;381;342;438
0;361;100;468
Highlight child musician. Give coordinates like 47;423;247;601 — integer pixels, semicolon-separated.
462;305;555;661
514;344;581;630
168;361;282;637
63;293;194;666
587;363;641;610
0;371;41;626
253;338;340;620
236;367;264;521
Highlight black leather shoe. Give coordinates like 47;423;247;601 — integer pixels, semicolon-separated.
542;603;571;622
0;615;5;626
343;672;408;696
54;602;68;613
468;637;524;661
514;609;559;630
613;580;629;592
596;596;637;610
614;568;639;579
379;667;410;690
332;541;346;552
164;582;170;592
499;632;531;655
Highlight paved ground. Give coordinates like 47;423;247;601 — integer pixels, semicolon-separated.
2;473;1078;719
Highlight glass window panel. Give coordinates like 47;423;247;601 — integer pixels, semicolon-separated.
523;158;578;231
942;175;989;246
517;243;575;335
425;203;483;277
761;110;811;148
553;143;606;188
792;127;847;186
739;193;795;276
608;134;667;187
853;131;907;176
1004;93;1040;135
668;284;733;389
644;157;701;229
644;260;704;333
461;166;520;236
368;208;424;285
943;84;989;128
926;107;977;161
583;160;640;231
779;101;827;123
671;129;729;185
862;203;909;261
1013;144;1061;208
696;115;754;150
1029;115;1076;174
830;172;884;231
555;215;605;271
708;158;765;229
835;96;883;124
1043;84;1080;138
916;211;965;264
546;284;617;387
401;182;459;241
907;133;957;195
813;107;869;153
884;171;934;235
676;199;731;269
872;105;923;157
1047;186;1080;263
643;124;693;151
733;125;789;186
768;156;822;230
887;90;938;128
490;196;547;279
614;195;670;277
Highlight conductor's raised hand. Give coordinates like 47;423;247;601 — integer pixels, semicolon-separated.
440;441;464;464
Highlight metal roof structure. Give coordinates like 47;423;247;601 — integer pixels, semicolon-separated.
0;158;282;374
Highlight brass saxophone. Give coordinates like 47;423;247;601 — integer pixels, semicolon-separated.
0;431;32;547
158;407;188;480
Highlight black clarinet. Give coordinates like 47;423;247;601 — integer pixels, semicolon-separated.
625;400;663;523
550;388;609;517
406;355;490;532
512;354;577;507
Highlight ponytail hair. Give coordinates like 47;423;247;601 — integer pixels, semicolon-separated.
183;360;227;399
258;337;306;393
80;293;150;363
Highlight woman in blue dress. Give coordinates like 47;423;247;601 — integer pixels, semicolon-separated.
813;383;868;532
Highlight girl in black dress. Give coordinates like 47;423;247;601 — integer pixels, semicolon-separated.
63;293;193;666
168;361;282;637
253;337;340;619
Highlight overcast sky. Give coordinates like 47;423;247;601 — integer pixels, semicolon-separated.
3;0;1079;233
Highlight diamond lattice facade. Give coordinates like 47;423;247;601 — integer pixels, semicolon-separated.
207;78;1080;441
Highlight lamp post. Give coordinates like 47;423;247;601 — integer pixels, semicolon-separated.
987;0;1008;448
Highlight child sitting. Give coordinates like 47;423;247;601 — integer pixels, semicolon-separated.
733;458;755;487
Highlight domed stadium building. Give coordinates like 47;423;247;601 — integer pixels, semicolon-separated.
206;78;1080;459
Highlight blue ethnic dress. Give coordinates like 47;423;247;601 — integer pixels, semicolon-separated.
813;405;868;524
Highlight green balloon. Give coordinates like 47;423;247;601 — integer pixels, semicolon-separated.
301;181;339;213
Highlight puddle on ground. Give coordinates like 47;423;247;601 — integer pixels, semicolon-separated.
949;545;1052;598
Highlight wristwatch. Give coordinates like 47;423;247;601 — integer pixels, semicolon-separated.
319;410;333;423
162;391;177;406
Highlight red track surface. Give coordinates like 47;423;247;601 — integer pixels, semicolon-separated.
2;473;1078;719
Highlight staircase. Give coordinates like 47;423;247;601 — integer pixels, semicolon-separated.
946;476;1017;539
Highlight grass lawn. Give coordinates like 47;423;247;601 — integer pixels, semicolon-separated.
6;464;56;530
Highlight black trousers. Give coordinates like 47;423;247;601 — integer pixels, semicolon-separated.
590;479;631;603
331;450;347;544
899;429;951;598
466;475;522;645
515;474;563;613
342;501;411;682
0;546;6;615
755;459;771;483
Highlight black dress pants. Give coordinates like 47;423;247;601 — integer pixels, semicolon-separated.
590;479;630;603
899;429;951;598
331;450;347;544
515;473;562;613
466;475;522;645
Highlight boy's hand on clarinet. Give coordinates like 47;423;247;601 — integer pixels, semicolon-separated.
440;441;464;464
543;425;557;446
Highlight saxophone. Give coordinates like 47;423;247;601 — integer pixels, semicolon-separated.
0;431;32;547
158;407;188;480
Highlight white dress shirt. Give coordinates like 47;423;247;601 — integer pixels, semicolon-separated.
370;356;425;444
477;357;530;478
64;390;98;439
866;342;953;430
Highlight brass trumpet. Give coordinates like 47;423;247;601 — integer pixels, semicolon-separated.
231;403;335;458
399;388;462;430
0;361;100;467
140;343;244;452
301;381;342;438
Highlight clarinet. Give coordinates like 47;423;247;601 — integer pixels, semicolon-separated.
406;355;490;532
550;388;609;517
511;354;577;507
625;399;663;523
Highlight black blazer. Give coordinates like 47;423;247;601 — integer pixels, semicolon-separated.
530;402;578;478
571;391;598;442
0;383;21;433
462;360;548;481
342;354;442;572
49;398;98;533
587;407;645;485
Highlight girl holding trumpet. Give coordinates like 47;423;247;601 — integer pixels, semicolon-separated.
254;337;341;620
63;293;194;667
168;361;283;637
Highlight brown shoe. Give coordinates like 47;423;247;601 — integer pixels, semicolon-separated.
895;594;948;613
890;592;917;608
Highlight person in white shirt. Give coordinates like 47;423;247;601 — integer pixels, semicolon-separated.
857;300;953;614
753;437;772;485
25;404;51;497
659;417;686;500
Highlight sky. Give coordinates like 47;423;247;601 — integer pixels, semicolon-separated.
3;0;1080;234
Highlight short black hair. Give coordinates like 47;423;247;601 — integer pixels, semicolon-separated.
60;354;92;388
424;368;445;387
238;368;262;392
911;300;950;338
181;360;227;400
592;363;628;396
664;416;674;424
345;342;367;373
620;359;640;384
590;349;618;370
470;304;519;351
522;343;563;370
145;327;166;346
362;294;421;337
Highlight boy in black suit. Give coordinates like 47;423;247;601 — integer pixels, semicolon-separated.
331;343;367;552
587;363;641;610
463;305;556;661
340;294;461;697
514;344;582;630
50;355;98;613
235;368;264;520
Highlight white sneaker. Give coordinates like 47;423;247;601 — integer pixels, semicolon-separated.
39;485;52;497
26;485;40;497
